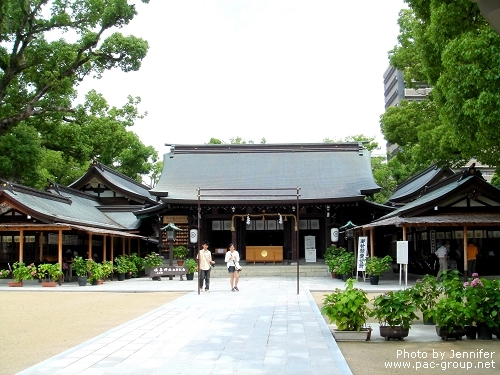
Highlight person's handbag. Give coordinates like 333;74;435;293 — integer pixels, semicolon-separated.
234;262;242;272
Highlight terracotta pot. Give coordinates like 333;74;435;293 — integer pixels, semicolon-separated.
177;260;185;266
8;281;23;287
41;281;58;287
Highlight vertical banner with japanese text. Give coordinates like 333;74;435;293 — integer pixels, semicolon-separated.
356;236;368;272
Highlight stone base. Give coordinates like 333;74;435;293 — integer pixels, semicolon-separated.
332;328;372;341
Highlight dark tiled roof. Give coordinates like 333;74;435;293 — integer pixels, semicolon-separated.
151;143;380;204
0;183;139;230
69;162;157;205
370;175;500;225
387;165;455;204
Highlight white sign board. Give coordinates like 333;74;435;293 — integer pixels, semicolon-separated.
356;236;368;271
397;241;409;264
304;236;316;250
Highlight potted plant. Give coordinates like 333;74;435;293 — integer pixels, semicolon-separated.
88;261;103;285
335;249;355;280
101;260;114;281
37;263;63;286
410;274;441;325
10;262;37;286
73;256;91;286
365;255;392;285
184;258;197;280
114;255;129;281
433;270;467;340
0;268;11;284
130;253;145;276
324;245;344;277
173;246;188;265
463;274;500;339
370;288;418;340
321;278;372;341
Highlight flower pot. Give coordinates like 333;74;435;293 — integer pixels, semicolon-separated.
8;281;23;287
331;272;336;278
117;273;126;281
177;260;185;266
342;274;350;281
125;272;131;279
186;273;194;280
477;323;492;340
379;326;409;341
41;281;57;287
77;276;87;286
369;275;379;285
336;274;342;279
435;326;466;341
466;325;477;340
332;328;372;341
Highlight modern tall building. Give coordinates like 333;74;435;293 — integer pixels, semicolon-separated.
383;65;431;158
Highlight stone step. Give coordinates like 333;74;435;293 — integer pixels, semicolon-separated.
206;262;330;278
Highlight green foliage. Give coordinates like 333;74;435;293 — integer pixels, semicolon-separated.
433;270;467;331
173;246;188;260
323;134;379;152
143;252;164;268
87;261;103;283
184;258;197;274
368;156;398;204
12;262;37;282
130;253;145;272
325;245;345;273
410;274;442;322
114;255;130;274
0;269;11;279
37;263;63;282
365;255;393;277
73;256;92;277
0;0;157;187
321;279;370;331
334;249;356;276
101;261;114;279
370;289;418;329
381;0;500;170
464;274;500;329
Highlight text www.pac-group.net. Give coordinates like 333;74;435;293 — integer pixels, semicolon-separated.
385;349;497;371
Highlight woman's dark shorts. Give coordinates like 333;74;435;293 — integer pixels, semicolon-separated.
228;266;235;273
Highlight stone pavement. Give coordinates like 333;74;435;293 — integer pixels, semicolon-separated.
12;273;420;375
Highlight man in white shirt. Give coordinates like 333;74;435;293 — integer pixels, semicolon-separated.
197;240;215;292
435;241;449;280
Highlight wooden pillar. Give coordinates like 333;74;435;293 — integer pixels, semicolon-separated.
102;235;107;261
402;226;407;241
88;233;92;259
122;237;125;256
19;229;24;263
38;232;43;262
370;228;375;257
463;226;468;279
110;236;114;263
58;229;63;267
128;238;131;256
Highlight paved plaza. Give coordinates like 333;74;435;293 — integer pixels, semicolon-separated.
4;271;496;375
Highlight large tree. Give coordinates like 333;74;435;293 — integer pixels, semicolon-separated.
0;0;156;187
381;0;500;173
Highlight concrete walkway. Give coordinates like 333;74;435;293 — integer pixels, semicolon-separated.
13;274;416;375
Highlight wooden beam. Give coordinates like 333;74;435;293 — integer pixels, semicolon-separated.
88;233;92;259
19;229;24;263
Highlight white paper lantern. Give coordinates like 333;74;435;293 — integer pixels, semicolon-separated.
331;228;339;242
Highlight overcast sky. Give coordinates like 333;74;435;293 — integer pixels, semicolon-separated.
77;1;406;156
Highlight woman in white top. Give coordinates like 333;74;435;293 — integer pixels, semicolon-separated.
225;243;240;291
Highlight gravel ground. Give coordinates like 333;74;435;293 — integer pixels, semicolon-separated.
0;291;185;375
